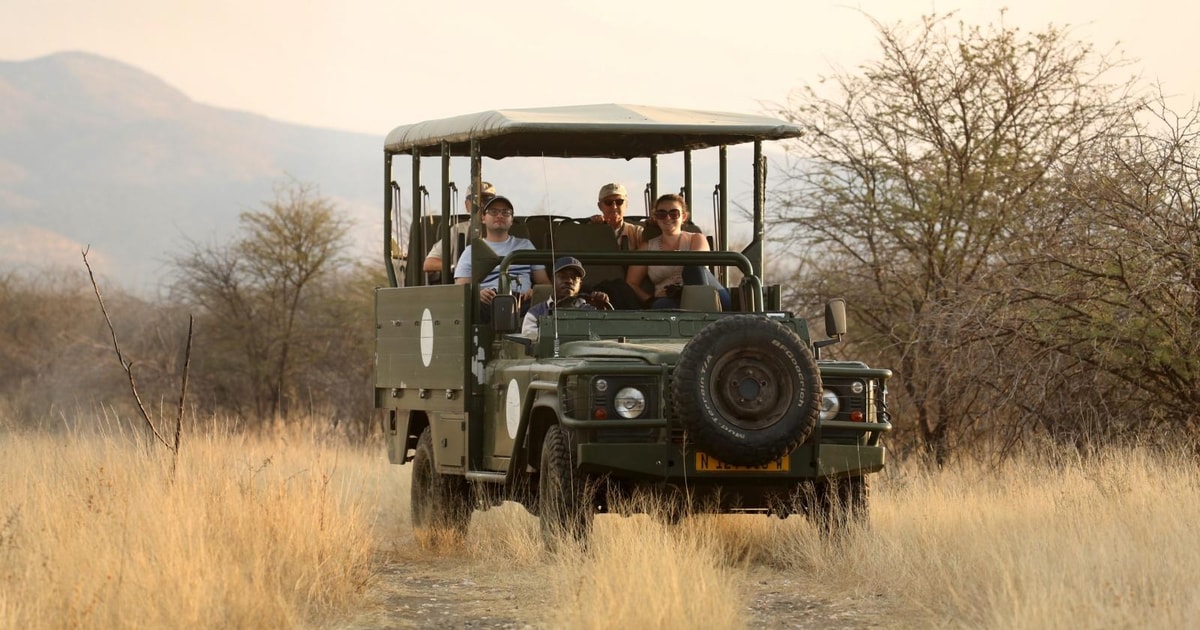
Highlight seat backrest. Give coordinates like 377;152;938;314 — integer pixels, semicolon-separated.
529;284;553;308
553;221;617;251
680;285;722;312
508;219;531;241
522;215;556;248
553;222;623;284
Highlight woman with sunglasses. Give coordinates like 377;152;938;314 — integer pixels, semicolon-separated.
625;193;731;309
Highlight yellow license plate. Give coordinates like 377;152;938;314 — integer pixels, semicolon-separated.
695;452;789;472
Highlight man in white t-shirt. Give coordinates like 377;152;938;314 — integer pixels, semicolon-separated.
455;195;549;309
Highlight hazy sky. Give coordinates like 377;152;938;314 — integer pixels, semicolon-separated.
4;0;1197;136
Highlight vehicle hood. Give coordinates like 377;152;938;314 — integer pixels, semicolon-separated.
558;339;686;364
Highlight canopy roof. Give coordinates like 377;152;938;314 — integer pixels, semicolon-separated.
383;104;803;160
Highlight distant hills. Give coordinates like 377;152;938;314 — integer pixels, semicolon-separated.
0;52;379;291
0;52;785;293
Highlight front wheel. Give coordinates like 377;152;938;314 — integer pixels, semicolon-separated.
808;475;869;535
538;425;594;549
411;427;472;536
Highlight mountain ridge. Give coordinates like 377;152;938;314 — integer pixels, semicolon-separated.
0;52;380;292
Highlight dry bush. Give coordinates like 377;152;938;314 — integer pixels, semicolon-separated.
0;416;380;629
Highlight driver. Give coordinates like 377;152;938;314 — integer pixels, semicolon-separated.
521;256;611;337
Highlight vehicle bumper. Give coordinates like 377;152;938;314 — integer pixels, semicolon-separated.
577;441;885;481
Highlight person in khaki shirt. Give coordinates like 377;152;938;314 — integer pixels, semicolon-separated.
590;182;644;251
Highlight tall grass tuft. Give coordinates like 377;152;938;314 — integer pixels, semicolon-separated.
545;495;743;630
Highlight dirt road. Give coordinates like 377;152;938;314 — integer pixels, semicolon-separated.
334;529;895;629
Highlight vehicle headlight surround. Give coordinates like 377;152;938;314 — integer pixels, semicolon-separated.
614;387;647;419
819;388;840;422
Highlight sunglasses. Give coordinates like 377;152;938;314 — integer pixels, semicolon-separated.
485;207;514;217
601;198;625;207
653;208;682;219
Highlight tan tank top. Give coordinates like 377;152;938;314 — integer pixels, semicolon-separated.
646;233;694;291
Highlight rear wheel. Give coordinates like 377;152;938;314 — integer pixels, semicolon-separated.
539;425;594;548
411;427;472;536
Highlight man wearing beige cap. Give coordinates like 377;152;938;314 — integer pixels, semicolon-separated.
591;182;644;251
423;181;496;274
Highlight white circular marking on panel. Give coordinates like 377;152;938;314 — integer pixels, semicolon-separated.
420;308;434;367
505;379;521;439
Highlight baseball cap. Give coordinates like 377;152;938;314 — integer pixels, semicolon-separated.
481;195;514;213
467;181;496;199
553;256;585;278
597;183;627;200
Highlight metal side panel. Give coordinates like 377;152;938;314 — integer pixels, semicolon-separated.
375;284;471;413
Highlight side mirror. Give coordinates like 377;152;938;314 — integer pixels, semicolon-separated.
825;298;847;339
492;294;521;334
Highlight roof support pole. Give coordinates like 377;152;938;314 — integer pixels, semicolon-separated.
683;149;692;209
410;151;422;286
751;140;765;279
469;141;483;244
718;145;729;285
649;155;658;207
384;152;397;287
439;142;452;283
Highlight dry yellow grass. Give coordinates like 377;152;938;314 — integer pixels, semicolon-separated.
545;515;743;629
8;415;1199;629
860;448;1200;628
433;448;1200;629
0;418;379;629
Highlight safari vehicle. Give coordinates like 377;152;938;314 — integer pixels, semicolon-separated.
374;104;893;543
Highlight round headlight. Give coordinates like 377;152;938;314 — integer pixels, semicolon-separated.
594;378;609;393
819;389;840;422
614;387;646;419
850;381;865;394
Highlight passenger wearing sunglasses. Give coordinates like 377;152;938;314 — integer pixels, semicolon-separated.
625;193;731;310
455;195;550;311
590;182;644;251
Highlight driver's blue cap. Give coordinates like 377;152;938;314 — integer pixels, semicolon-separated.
553;256;585;278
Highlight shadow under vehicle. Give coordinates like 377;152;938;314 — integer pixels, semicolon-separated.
374;104;894;544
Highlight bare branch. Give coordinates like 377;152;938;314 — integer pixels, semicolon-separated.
82;246;171;449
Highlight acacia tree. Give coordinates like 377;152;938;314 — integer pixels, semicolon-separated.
1014;95;1200;444
770;14;1138;461
173;181;351;422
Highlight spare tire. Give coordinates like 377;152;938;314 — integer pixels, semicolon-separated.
672;315;821;466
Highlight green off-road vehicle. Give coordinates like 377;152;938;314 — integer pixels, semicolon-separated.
374;105;893;543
